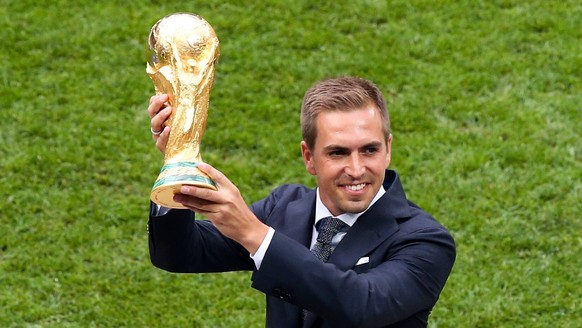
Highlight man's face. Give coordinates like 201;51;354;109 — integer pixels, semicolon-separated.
301;106;392;216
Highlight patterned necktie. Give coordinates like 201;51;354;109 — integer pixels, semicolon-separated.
303;217;350;321
311;216;349;263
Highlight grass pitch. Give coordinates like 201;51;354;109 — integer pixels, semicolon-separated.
1;0;580;327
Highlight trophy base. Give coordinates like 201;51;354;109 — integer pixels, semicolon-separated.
150;162;217;209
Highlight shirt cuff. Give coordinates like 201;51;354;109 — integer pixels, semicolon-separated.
250;227;275;270
152;204;171;217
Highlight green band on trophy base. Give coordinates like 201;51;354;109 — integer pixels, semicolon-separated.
160;162;200;170
150;161;217;209
153;175;216;189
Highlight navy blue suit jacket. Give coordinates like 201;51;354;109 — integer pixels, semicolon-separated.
148;170;456;327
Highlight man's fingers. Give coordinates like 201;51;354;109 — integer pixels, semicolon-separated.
175;164;238;206
148;94;172;151
197;162;231;189
154;126;170;152
179;185;217;202
173;193;219;213
150;107;172;134
148;94;168;118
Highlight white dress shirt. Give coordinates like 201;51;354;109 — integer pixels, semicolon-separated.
251;186;385;269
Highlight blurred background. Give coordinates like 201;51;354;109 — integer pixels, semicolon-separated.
1;0;580;326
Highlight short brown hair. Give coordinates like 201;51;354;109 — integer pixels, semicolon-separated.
300;76;391;150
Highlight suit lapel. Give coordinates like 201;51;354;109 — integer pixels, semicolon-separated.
328;171;412;271
279;190;316;248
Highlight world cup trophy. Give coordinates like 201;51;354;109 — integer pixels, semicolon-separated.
146;13;220;209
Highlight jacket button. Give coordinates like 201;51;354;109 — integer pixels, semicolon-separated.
272;288;290;300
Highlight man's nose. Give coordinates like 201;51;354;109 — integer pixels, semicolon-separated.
346;154;365;177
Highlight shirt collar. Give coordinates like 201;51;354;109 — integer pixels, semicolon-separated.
315;186;386;227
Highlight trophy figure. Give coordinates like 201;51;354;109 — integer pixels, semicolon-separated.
147;13;220;209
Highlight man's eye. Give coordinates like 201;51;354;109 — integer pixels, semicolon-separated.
364;147;378;154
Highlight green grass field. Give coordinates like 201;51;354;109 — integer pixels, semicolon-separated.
1;0;580;327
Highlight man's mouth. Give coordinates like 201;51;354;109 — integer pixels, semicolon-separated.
345;183;366;191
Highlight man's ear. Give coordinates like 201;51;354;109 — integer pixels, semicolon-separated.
301;141;316;175
385;133;393;167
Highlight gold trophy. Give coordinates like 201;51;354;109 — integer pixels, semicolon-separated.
147;13;220;209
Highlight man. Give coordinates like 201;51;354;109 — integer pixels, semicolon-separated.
147;77;456;327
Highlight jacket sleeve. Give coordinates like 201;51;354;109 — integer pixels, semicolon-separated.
147;184;296;273
251;220;456;327
148;202;255;273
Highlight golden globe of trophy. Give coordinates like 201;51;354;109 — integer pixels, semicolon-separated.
146;13;220;209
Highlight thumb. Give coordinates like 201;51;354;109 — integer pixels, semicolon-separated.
198;162;231;189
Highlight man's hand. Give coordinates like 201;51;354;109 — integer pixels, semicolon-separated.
173;162;270;255
147;94;172;154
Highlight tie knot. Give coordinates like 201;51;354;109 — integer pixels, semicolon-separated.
316;216;349;244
